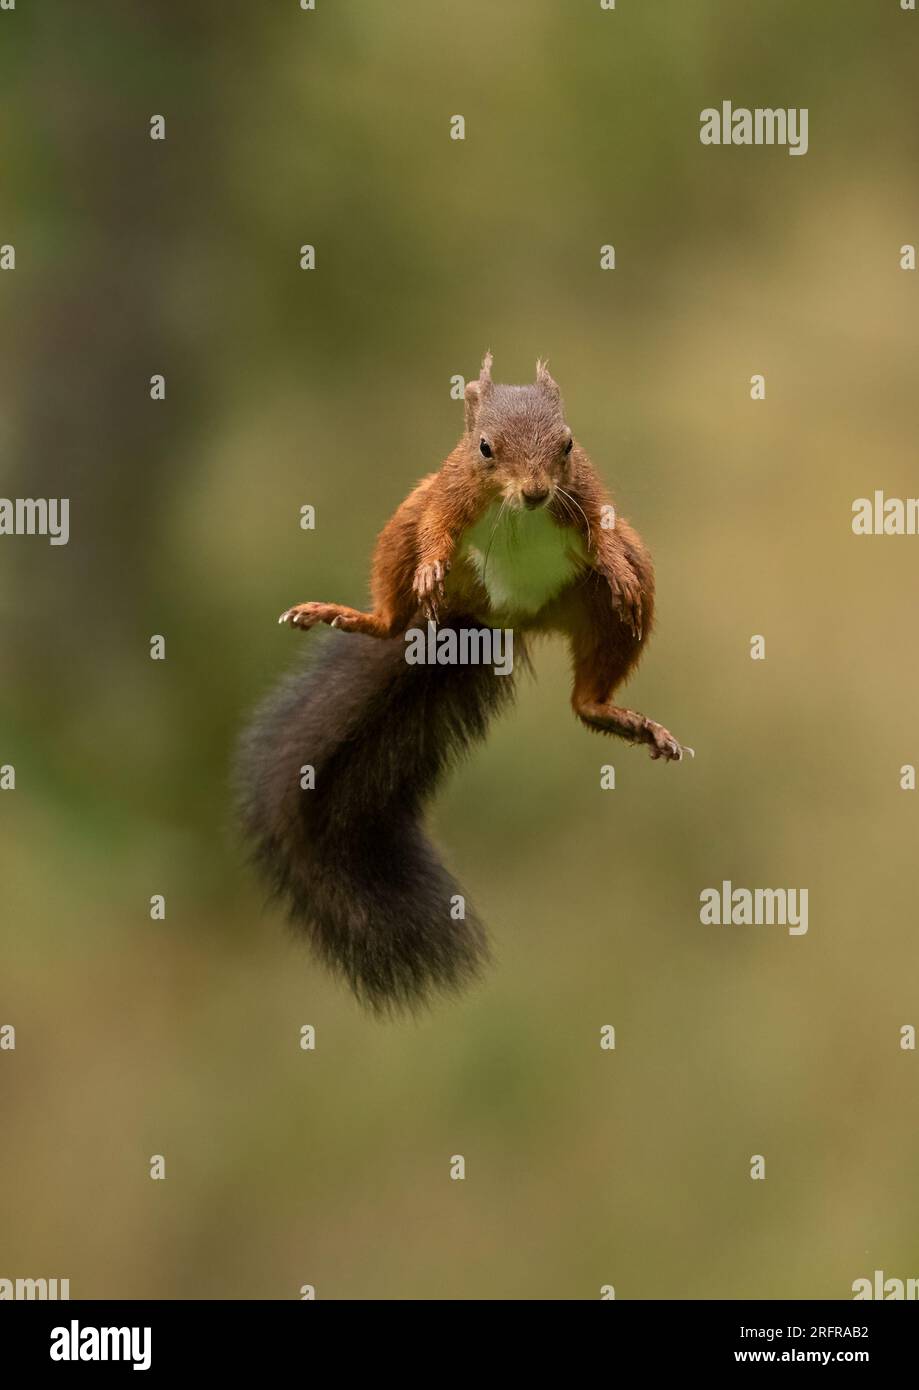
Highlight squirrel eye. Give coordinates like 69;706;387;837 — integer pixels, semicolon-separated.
564;437;573;455
479;438;493;459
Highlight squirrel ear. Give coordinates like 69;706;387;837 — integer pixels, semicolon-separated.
463;381;480;433
535;358;560;400
464;351;494;432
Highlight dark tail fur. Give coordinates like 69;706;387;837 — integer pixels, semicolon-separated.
235;621;521;1013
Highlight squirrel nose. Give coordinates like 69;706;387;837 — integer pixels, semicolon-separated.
522;488;550;510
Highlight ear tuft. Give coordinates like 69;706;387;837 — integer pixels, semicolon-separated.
535;358;560;397
465;352;494;432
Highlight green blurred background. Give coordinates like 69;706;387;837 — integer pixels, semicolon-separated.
2;0;918;1299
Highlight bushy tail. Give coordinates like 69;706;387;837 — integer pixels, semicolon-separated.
235;622;521;1013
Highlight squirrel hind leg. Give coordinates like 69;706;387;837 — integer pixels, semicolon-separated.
574;697;688;762
565;589;689;763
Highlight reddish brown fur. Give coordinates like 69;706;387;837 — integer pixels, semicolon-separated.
280;355;688;761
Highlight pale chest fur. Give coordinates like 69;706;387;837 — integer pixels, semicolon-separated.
457;503;588;617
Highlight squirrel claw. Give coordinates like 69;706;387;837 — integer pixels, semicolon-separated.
413;559;449;620
610;568;643;642
645;722;690;763
280;604;321;630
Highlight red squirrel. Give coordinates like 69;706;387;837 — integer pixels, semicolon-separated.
237;355;689;1012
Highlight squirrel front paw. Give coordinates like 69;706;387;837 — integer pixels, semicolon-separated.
610;568;644;641
412;559;450;621
279;602;345;631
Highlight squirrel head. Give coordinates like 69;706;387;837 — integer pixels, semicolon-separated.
463;353;575;511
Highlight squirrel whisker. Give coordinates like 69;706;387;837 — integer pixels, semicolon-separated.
555;486;592;554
